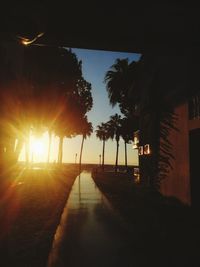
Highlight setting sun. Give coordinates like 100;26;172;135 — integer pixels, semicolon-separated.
31;140;44;155
29;135;48;163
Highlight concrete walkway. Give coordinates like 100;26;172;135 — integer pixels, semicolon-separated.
47;170;135;267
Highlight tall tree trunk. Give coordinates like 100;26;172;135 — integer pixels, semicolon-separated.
0;130;4;166
5;136;16;164
102;139;105;171
25;131;30;165
47;131;52;163
79;135;85;171
0;143;4;166
115;140;119;173
58;136;64;164
25;140;29;165
15;138;24;162
57;139;59;163
124;140;128;171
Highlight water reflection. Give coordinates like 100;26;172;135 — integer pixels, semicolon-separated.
48;171;134;267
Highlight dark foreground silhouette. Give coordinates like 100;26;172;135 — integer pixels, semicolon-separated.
92;169;200;267
0;164;79;267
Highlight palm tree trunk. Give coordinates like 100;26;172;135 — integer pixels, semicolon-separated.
15;138;24;162
47;131;52;163
5;137;16;164
0;130;4;165
102;139;105;171
25;141;29;165
57;139;60;163
115;140;119;173
124;140;128;171
25;132;30;165
79;135;85;171
58;136;64;164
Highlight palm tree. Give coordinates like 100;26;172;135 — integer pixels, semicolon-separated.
96;122;110;171
108;114;122;173
105;59;130;106
120;118;130;171
79;117;93;171
104;55;177;188
55;116;73;164
120;116;139;172
47;129;52;163
104;58;139;116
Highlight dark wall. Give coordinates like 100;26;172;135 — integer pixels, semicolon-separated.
189;128;200;207
160;103;190;204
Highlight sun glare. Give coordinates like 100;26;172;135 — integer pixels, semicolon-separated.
31;140;44;155
30;137;46;162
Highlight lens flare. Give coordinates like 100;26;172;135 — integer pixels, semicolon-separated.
31;140;44;155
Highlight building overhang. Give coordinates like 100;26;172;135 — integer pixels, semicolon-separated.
1;3;200;54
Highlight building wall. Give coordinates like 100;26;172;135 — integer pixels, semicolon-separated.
160;103;191;205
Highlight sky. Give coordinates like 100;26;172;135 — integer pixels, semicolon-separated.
20;48;141;166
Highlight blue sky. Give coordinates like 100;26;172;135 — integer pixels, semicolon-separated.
61;48;141;165
72;48;141;128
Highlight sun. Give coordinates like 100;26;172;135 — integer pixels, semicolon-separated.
31;139;44;155
18;132;50;163
30;138;45;163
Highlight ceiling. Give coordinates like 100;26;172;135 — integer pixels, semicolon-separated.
1;2;200;53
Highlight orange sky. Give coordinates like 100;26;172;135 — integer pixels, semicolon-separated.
19;131;138;166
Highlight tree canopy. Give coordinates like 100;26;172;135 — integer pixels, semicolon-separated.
0;41;93;165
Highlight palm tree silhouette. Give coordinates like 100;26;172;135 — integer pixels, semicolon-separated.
104;58;139;116
108;114;122;173
79;117;93;171
120;116;139;172
96;122;110;171
120;117;130;171
104;55;179;187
